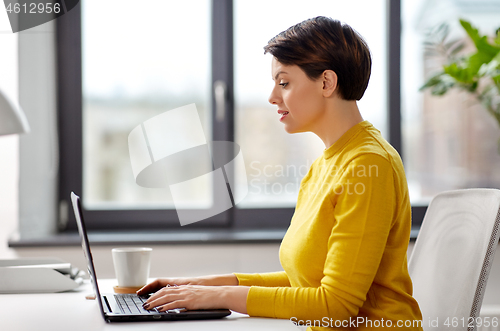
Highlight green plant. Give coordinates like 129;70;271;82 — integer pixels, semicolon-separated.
421;19;500;150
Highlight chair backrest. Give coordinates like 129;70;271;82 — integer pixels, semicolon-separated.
408;189;500;331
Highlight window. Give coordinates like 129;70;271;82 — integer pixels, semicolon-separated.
401;0;500;206
233;0;387;208
57;0;413;233
82;0;212;210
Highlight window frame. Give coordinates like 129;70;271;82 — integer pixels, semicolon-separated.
56;0;425;234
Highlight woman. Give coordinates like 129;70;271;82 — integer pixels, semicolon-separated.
138;16;423;330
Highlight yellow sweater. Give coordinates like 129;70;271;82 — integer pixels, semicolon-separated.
235;121;423;330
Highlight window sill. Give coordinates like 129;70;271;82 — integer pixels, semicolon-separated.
9;227;420;248
8;229;287;248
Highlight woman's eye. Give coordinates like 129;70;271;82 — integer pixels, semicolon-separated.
279;82;288;88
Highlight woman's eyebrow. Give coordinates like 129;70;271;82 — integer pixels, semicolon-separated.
273;71;288;81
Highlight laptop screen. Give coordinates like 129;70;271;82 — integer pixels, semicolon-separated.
71;192;107;320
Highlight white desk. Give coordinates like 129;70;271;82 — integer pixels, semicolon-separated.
1;279;299;331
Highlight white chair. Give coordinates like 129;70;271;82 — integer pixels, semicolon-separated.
409;189;500;331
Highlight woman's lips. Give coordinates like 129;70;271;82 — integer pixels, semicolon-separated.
278;110;289;121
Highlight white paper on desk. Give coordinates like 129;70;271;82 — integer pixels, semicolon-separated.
5;263;72;272
0;258;74;273
0;258;83;294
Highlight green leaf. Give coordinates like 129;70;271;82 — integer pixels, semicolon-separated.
420;72;445;90
420;72;456;95
491;51;500;64
469;81;478;92
444;62;474;83
460;19;500;57
478;57;500;78
494;74;500;87
444;40;465;57
468;51;496;75
480;52;500;83
431;80;456;95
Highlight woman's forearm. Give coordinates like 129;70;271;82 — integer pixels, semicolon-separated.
221;285;250;314
197;273;239;286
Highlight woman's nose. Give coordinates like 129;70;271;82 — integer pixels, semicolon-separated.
268;86;281;105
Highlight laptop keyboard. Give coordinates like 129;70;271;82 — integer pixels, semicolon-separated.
115;294;151;314
114;294;186;315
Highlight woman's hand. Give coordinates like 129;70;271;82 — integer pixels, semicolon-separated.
136;274;239;296
142;285;250;314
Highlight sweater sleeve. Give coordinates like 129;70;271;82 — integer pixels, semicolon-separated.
245;154;396;322
234;271;291;287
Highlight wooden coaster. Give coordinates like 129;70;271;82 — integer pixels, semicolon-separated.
113;285;144;294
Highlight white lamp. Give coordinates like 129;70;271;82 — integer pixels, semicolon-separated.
0;88;29;136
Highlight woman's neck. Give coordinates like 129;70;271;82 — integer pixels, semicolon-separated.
314;99;364;148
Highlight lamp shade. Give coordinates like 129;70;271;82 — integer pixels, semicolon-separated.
0;88;30;136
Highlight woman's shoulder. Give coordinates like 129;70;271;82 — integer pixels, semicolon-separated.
308;123;403;180
340;124;402;168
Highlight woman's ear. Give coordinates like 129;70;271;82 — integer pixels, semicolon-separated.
322;70;338;97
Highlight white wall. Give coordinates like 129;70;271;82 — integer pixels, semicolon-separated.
0;135;19;260
0;2;20;261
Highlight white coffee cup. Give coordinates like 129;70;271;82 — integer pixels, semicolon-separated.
111;247;152;287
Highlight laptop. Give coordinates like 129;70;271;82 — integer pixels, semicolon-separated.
70;192;232;322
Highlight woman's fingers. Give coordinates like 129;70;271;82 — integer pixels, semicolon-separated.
137;279;168;295
144;286;183;310
137;278;203;295
141;285;248;314
143;285;218;311
155;301;187;312
136;280;157;295
146;284;177;303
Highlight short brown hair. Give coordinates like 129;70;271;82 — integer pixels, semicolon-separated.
264;16;371;101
